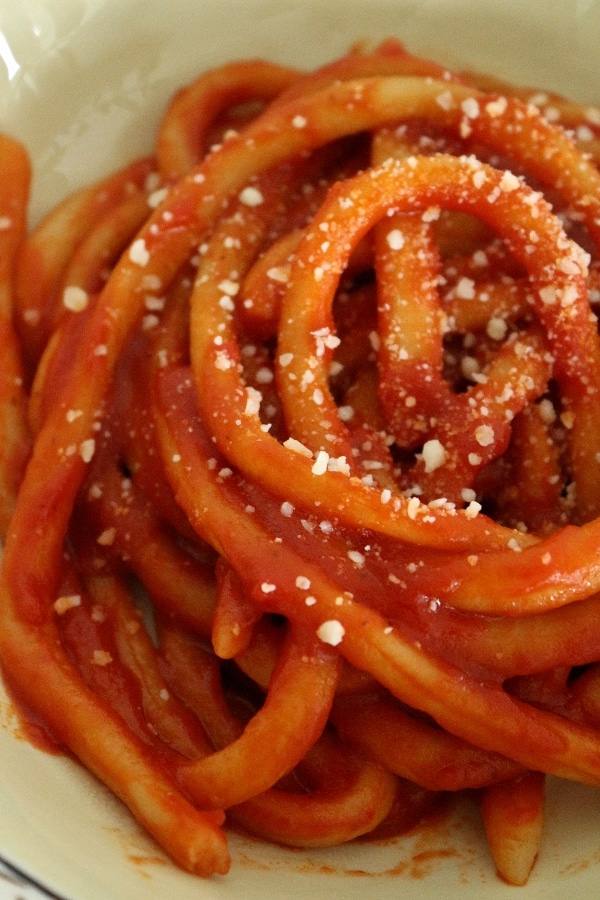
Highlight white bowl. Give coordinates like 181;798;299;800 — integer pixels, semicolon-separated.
1;1;600;898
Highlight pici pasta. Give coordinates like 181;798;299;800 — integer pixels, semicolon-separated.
2;40;600;885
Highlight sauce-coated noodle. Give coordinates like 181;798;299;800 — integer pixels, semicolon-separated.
3;40;600;886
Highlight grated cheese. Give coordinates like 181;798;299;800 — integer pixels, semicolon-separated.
312;450;329;475
53;594;82;615
347;550;365;567
316;620;345;646
239;186;264;207
475;425;495;447
63;285;89;312
129;238;150;266
261;582;276;594
386;228;405;250
421;439;446;473
96;527;117;548
79;439;96;463
283;437;313;457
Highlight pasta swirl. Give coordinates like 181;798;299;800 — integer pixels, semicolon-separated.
3;40;600;887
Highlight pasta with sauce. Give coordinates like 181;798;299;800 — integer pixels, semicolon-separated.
2;39;600;886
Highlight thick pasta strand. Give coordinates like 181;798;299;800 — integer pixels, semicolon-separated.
5;41;600;888
152;369;600;788
0;136;31;537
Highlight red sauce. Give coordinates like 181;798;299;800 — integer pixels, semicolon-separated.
1;664;65;755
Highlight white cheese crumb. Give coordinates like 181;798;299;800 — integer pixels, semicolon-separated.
312;327;341;356
87;483;103;500
214;350;234;370
267;265;291;284
218;295;235;312
475;425;495;447
421;439;446;473
436;90;454;111
347;550;365;567
239;186;264;207
283;437;313;457
148;186;169;208
218;278;240;296
142;314;160;330
486;316;508;341
53;594;82;615
485;96;508;117
129;238;150;266
312;450;329;475
455;277;476;300
539;286;557;306
407;496;421;519
79;439;96;463
261;582;276;594
92;650;113;666
328;455;351;476
144;295;165;312
296;576;311;590
464;500;482;519
97;527;117;546
255;366;274;384
23;309;41;326
499;170;521;192
558;284;578;308
63;285;89;312
316;619;345;646
538;398;556;424
422;206;441;223
386;228;405;251
244;386;262;416
461;97;480;119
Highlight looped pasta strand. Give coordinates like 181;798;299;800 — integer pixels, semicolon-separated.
5;44;600;887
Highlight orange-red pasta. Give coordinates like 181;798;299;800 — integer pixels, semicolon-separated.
4;39;600;887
